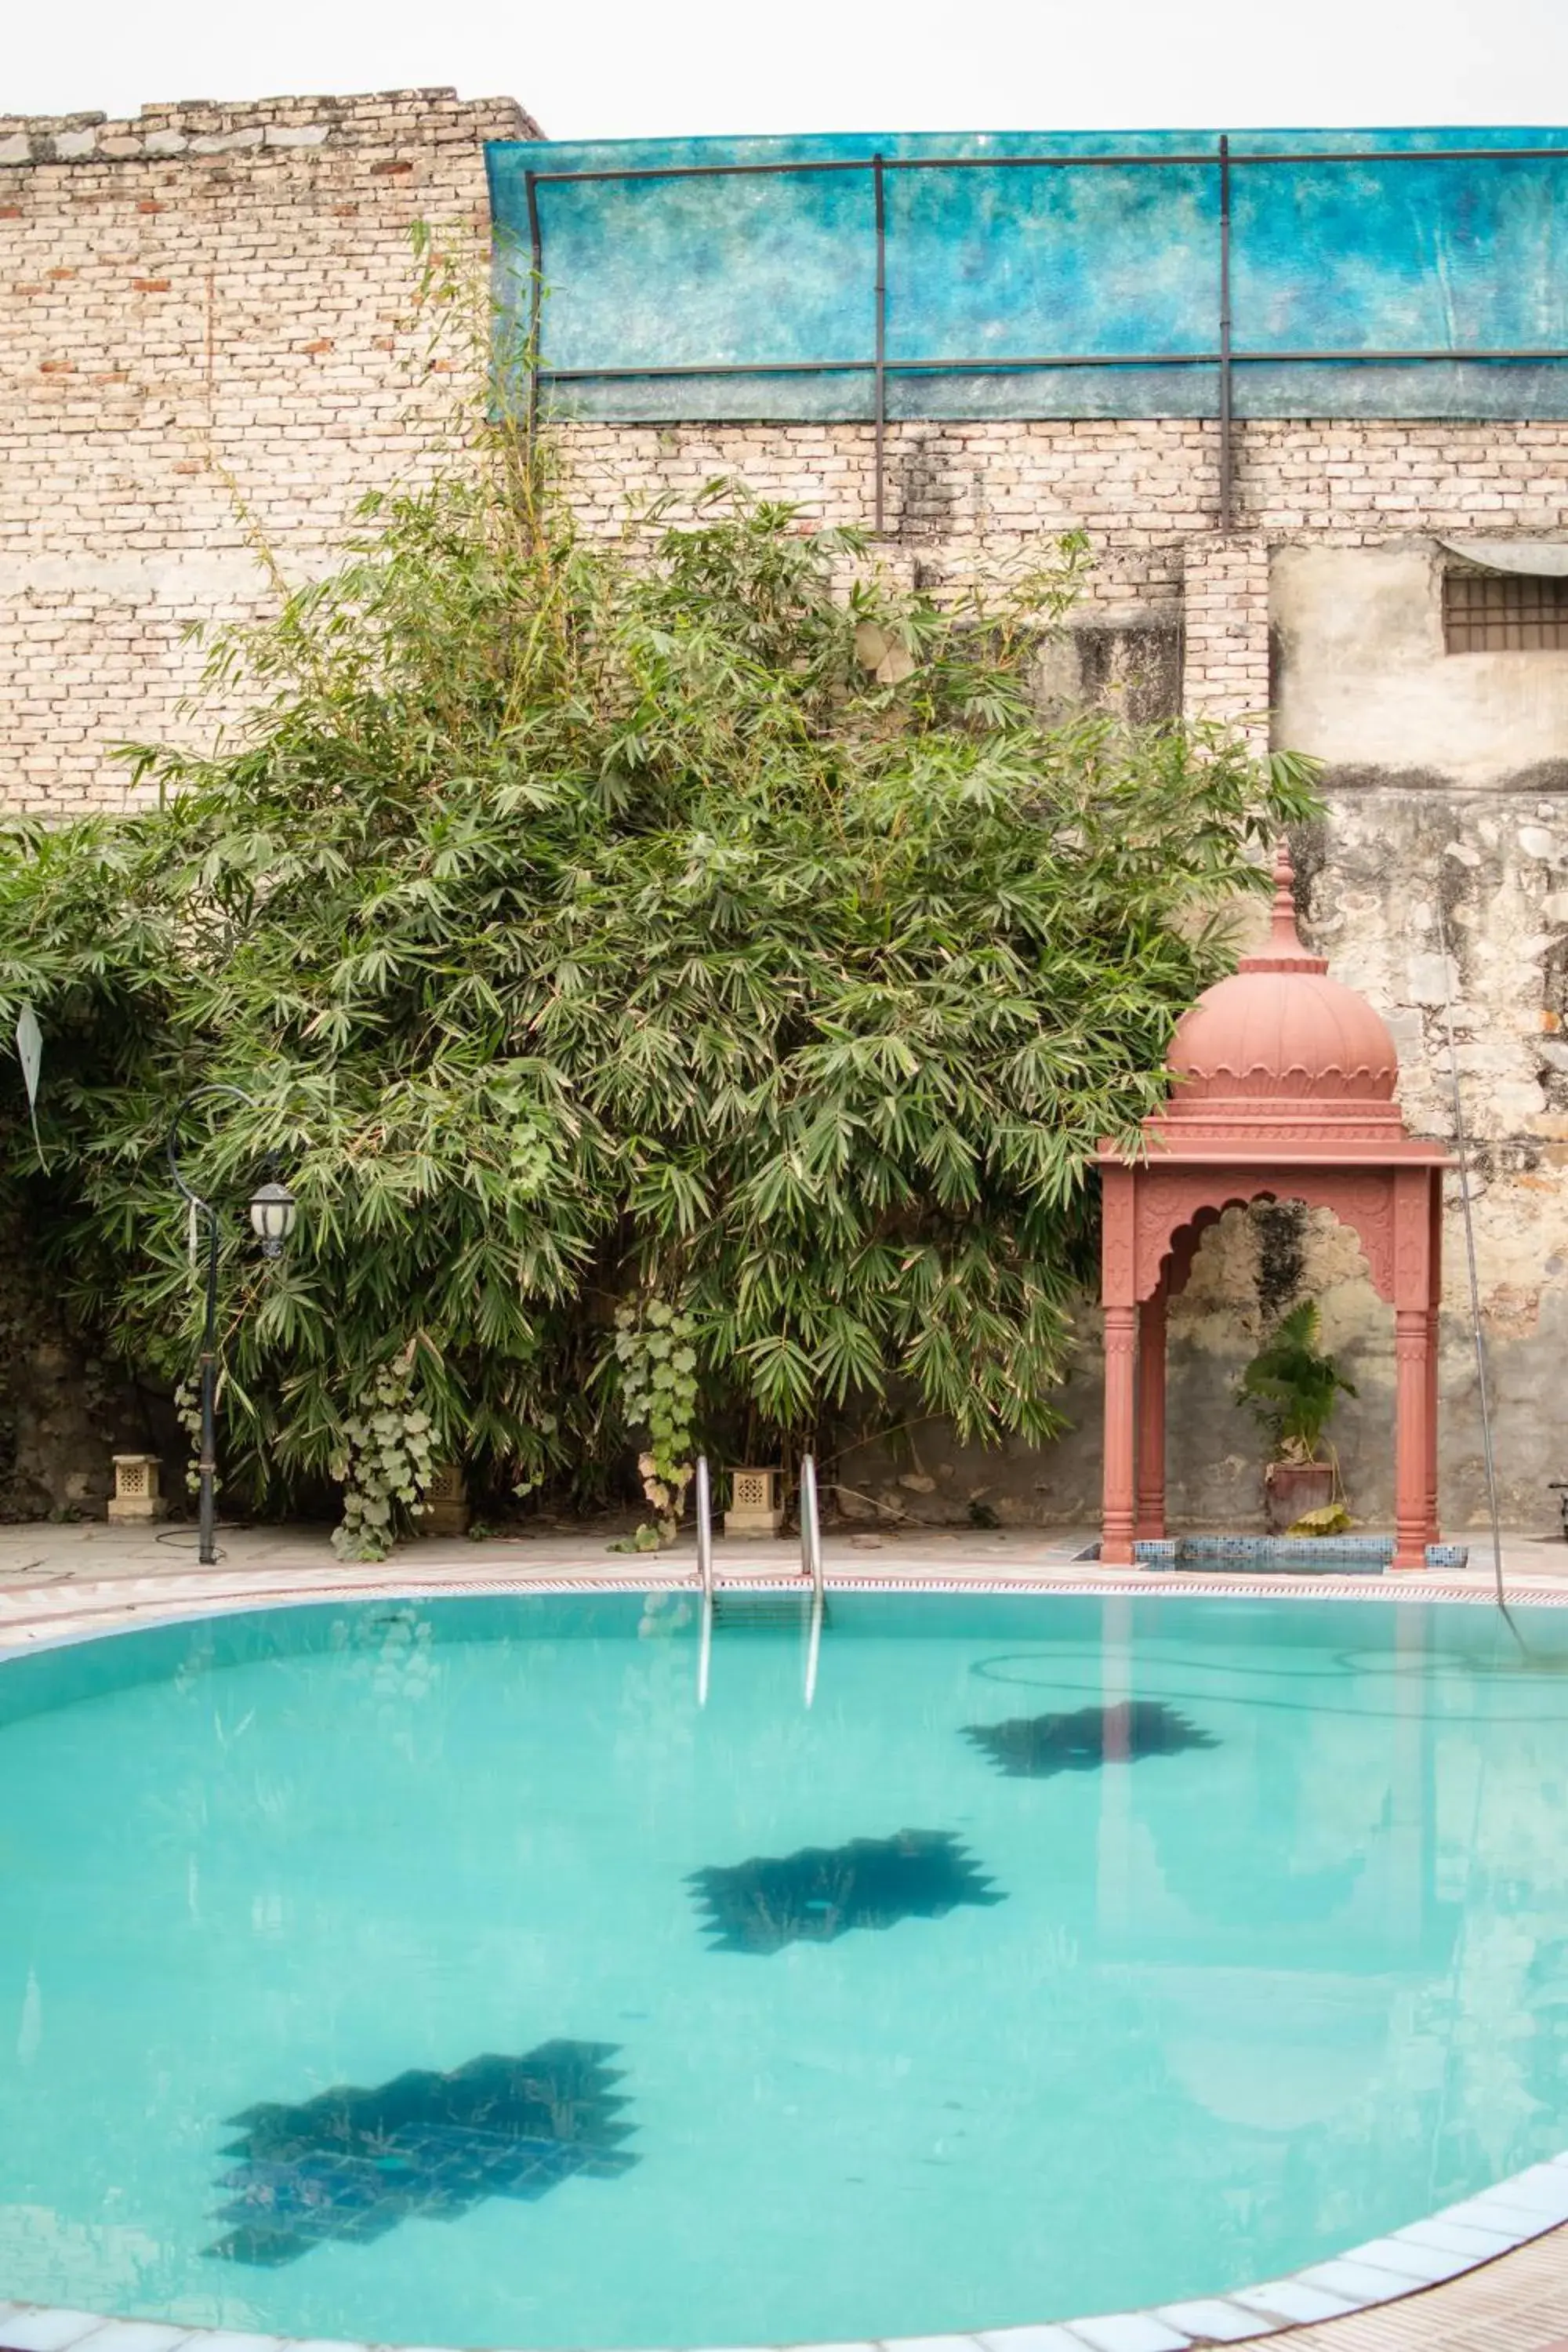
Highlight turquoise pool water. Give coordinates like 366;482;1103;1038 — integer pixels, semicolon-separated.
2;1592;1568;2347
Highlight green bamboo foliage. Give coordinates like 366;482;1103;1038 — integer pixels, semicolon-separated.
0;434;1318;1550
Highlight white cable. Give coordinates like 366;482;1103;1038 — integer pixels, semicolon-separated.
1434;891;1512;1629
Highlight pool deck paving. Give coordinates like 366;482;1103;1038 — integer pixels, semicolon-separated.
6;1518;1568;1650
8;1515;1568;2352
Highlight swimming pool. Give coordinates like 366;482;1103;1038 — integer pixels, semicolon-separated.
2;1588;1567;2349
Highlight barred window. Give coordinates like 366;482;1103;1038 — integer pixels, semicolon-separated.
1444;568;1568;653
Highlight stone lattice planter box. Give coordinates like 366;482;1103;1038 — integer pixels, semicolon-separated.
724;1466;782;1537
107;1453;166;1525
420;1465;470;1537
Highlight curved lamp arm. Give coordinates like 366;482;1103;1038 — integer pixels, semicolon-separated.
165;1082;258;1218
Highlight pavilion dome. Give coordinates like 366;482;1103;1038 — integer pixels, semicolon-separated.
1166;846;1399;1111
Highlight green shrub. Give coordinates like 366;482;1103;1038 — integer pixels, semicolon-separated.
1237;1300;1356;1466
0;412;1317;1552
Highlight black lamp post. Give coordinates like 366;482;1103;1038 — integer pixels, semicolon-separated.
166;1083;298;1566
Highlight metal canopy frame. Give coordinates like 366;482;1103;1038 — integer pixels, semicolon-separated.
518;141;1568;534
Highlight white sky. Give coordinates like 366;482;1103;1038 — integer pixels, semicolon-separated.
6;0;1568;141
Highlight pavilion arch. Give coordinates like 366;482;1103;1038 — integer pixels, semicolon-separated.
1097;848;1449;1569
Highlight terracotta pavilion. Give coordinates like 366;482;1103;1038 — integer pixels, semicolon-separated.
1096;847;1451;1570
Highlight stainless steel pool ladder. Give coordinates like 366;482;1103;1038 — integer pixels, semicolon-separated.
692;1452;826;1708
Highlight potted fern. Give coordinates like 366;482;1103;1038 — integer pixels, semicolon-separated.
1236;1301;1356;1534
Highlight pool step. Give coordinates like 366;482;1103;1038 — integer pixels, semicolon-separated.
712;1586;817;1630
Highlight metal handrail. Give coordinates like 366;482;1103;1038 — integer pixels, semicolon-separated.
695;1454;714;1708
528;140;1568;191
800;1453;826;1708
799;1454;824;1600
695;1454;714;1602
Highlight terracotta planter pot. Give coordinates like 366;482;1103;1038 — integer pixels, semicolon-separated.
1265;1460;1336;1534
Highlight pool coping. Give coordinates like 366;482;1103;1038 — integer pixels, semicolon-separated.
7;1561;1568;1658
5;1561;1568;2352
5;2172;1568;2352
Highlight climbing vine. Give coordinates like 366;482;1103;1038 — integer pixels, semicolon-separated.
328;1348;437;1562
613;1301;699;1547
172;1377;208;1499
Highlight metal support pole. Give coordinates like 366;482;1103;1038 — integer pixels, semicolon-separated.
524;169;543;450
873;154;887;535
167;1082;257;1570
1218;134;1234;535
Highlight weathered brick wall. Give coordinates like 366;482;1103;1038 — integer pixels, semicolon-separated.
13;347;1568;815
1181;534;1270;741
553;416;1568;779
1241;419;1568;536
555;418;1215;616
553;415;1568;586
0;89;534;817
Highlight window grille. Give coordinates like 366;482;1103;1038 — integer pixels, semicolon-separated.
1443;568;1568;652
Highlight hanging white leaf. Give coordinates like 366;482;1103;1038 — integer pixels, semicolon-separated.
16;1004;41;1108
15;1004;44;1170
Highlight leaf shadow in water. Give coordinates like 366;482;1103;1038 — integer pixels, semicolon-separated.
963;1699;1218;1779
206;2039;635;2266
689;1828;1005;1954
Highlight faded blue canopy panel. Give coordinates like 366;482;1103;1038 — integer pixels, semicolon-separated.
485;128;1568;422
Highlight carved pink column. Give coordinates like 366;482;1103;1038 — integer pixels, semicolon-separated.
1135;1279;1167;1542
1102;1307;1138;1565
1392;1171;1432;1571
1101;1164;1138;1566
1392;1312;1431;1569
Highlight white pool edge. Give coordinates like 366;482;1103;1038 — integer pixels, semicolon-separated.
4;2154;1568;2352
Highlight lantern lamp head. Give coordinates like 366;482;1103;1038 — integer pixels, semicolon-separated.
249;1177;298;1258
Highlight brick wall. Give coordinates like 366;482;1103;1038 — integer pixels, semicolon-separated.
552;416;1568;599
13;263;1568;812
1241;419;1568;535
0;90;535;816
1181;534;1271;743
555;419;1216;616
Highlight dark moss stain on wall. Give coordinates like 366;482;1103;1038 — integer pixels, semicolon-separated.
1254;1200;1308;1323
895;431;958;539
1075;623;1182;725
